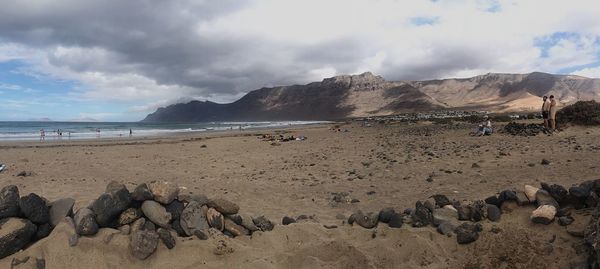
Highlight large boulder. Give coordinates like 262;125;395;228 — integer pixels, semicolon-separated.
141;200;172;228
130;230;159;260
0;185;20;219
74;208;99;236
19;193;49;224
91;188;131;227
0;218;37;259
148;182;179;204
48;198;75;227
207;198;240;215
179;201;209;236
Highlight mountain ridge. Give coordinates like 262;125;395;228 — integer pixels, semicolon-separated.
142;72;600;122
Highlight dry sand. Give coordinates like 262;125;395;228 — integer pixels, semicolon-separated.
0;121;599;268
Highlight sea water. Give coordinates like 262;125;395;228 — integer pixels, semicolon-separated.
0;121;325;141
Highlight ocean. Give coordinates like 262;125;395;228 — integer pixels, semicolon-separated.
0;121;325;141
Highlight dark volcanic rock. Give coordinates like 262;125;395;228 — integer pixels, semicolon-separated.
157;228;175;249
378;208;396;223
471;200;487;222
487;204;501;221
179;201;209;236
584;206;600;267
74;208;99;236
515;191;530;206
570;186;589;199
207;198;240;215
536;189;559;208
0;185;20;219
541;183;568;203
252;216;274;231
558;215;574;226
131;183;153;202
498;190;517;203
0;218;37;259
91;184;131;227
431;194;452;207
455;222;482;244
171;219;187;237
165;200;184;221
34;223;52;240
19;193;49;224
388;213;403;228
48;198;74;227
457;205;472;221
282;216;296;225
130;230;159;260
411;201;433;227
484;195;501;207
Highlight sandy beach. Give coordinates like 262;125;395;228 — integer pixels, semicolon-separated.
1;120;599;268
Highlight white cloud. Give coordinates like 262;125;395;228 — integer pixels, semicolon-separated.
571;67;600;78
0;0;599;112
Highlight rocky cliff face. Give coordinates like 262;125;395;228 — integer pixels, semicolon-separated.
142;72;600;122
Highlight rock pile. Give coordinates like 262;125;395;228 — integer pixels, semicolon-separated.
0;181;275;261
0;185;74;259
349;180;600;247
501;122;547;136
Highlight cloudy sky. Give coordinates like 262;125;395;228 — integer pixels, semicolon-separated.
1;0;599;121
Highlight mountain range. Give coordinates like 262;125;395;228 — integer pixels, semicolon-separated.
142;72;600;122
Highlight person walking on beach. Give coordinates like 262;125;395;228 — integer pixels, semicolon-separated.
541;96;550;128
129;129;133;137
40;129;45;141
548;95;557;130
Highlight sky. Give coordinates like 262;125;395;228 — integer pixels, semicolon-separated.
1;0;600;121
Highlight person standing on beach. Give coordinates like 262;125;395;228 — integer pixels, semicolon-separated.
40;129;45;141
129;129;133;137
548;95;557;130
541;96;550;128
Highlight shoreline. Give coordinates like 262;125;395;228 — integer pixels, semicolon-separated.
0;122;333;149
